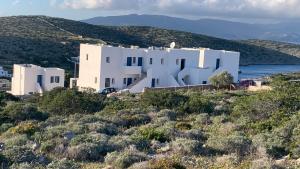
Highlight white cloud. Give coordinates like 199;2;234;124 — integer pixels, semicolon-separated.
56;0;300;19
12;0;20;6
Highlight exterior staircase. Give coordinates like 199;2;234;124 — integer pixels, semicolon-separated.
35;83;44;95
127;72;147;89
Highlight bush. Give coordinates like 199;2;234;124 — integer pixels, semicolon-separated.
66;143;105;161
182;94;214;114
39;88;106;115
3;146;36;164
209;71;234;88
141;90;187;109
138;127;170;142
9;121;39;135
105;149;148;169
175;122;192;131
148;157;186;169
171;138;203;155
0;103;48;123
47;158;80;169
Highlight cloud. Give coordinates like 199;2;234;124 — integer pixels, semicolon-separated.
12;0;20;6
56;0;300;19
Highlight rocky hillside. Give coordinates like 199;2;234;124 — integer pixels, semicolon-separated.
1;16;300;72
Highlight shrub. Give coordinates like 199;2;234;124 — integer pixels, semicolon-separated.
171;138;203;155
0;103;48;123
39;88;106;115
138;127;170;142
9;121;39;135
0;123;14;133
3;146;36;164
209;71;234;88
105;149;148;169
148;157;186;169
4;134;28;148
110;111;151;128
175;122;192;131
47;158;80;169
183;94;214;114
141;90;187;109
66;143;105;161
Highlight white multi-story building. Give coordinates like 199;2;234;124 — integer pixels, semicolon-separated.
77;43;240;93
0;66;11;78
10;64;65;96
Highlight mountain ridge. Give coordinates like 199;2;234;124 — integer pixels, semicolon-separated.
82;14;300;43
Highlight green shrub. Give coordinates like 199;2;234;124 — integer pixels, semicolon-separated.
209;71;234;88
171;138;203;155
9;121;39;135
141;90;187;109
175;122;192;131
0;103;48;123
148;157;186;169
39;88;106;115
105;149;148;169
4;134;28;148
47;158;80;169
66;143;105;161
183;94;214;114
0;123;14;133
138;127;170;142
3;146;36;164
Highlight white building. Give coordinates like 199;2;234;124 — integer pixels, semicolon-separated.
77;43;240;93
10;64;65;96
0;66;11;78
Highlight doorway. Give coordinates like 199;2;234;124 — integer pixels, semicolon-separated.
180;59;186;70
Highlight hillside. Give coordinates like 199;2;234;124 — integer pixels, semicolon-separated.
1;16;300;72
82;14;300;43
0;73;299;168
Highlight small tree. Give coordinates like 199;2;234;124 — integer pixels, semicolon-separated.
209;71;234;88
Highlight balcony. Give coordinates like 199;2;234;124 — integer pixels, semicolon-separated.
123;66;142;75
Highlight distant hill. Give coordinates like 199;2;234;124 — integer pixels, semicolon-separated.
0;16;300;72
82;14;300;43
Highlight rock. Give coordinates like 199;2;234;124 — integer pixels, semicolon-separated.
63;131;75;140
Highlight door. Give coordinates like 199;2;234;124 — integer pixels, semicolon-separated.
105;78;110;88
37;75;43;87
127;78;133;86
180;59;186;70
138;57;143;66
216;58;220;69
151;78;156;88
127;57;132;66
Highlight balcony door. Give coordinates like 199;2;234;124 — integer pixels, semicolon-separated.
138;57;143;66
37;75;43;87
127;57;132;66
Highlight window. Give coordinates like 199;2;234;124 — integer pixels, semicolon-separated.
202;81;207;84
55;76;60;83
176;59;179;65
156;78;160;85
105;78;111;88
133;57;136;64
123;78;127;85
106;57;110;63
112;78;115;84
95;77;97;84
86;54;89;60
150;58;153;65
161;58;164;65
50;76;54;83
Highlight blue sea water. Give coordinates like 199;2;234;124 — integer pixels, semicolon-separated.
239;65;300;80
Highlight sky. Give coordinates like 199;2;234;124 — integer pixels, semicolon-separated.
1;0;300;23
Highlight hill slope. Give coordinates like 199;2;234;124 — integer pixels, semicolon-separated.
1;16;300;72
82;14;300;43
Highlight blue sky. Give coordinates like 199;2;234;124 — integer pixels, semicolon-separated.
1;0;300;22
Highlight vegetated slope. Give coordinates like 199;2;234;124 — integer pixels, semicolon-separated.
1;16;300;72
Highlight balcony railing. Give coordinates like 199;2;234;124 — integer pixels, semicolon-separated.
123;66;142;75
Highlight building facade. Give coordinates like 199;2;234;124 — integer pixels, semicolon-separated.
10;64;65;95
77;44;240;93
0;66;11;78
